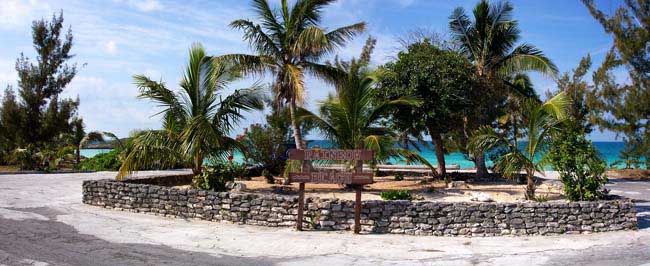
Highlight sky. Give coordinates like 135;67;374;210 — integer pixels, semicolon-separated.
0;0;627;141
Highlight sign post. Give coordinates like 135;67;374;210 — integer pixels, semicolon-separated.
288;149;374;234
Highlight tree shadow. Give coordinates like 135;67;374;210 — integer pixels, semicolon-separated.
0;207;274;266
634;199;650;230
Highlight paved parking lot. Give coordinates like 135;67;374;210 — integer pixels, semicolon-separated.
0;171;648;266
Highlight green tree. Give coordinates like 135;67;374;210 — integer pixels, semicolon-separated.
14;12;79;148
117;44;264;179
449;0;558;177
499;74;540;148
223;0;365;150
297;39;432;167
0;87;22;160
468;93;569;199
375;40;474;176
583;0;650;168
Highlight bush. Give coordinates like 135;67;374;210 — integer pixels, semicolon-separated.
380;190;412;200
239;123;287;174
394;173;404;181
78;150;121;171
262;169;275;184
549;127;608;201
192;162;244;191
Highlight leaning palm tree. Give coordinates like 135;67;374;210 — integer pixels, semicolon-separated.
297;40;433;169
223;0;365;150
117;44;264;180
468;92;569;199
449;0;558;177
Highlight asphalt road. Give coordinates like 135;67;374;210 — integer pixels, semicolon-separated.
0;171;648;266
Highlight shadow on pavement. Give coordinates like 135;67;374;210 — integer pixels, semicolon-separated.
0;208;273;266
635;200;650;230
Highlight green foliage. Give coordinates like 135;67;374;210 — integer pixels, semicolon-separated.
225;0;365;149
380;190;413;200
448;0;558;176
533;194;550;203
78;150;121;171
191;162;244;191
117;44;263;180
582;0;650;169
549;126;608;201
375;40;474;176
239;123;287;174
394;173;404;181
468;93;570;199
297;38;433;168
262;169;275;184
0;12;81;169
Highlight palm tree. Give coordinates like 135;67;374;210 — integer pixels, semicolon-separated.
449;0;558;177
468;92;569;199
223;0;365;150
297;40;433;169
117;44;264;180
500;73;540;147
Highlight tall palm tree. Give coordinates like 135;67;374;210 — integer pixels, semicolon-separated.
500;73;540;147
117;44;264;180
223;0;365;150
449;0;558;177
468;92;569;199
297;41;433;168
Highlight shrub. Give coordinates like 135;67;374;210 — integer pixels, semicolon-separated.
549;127;608;201
192;163;241;191
380;190;412;200
239;123;288;174
78;150;121;171
394;173;404;181
262;169;275;184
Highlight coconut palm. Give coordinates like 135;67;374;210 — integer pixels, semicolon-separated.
117;44;264;180
468;92;569;199
223;0;365;150
449;0;558;177
499;73;540;147
297;41;433;169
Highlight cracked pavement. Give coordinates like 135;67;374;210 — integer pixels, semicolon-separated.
0;170;649;266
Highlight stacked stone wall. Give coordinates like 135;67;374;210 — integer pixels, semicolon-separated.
82;179;637;236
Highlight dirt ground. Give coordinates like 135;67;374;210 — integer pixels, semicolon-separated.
236;175;564;203
607;169;650;180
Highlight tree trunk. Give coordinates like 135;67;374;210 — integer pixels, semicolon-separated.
428;127;446;177
475;112;488;178
193;152;203;176
289;99;304;150
75;146;81;165
525;172;536;200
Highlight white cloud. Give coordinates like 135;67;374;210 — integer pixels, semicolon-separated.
104;40;117;55
0;0;51;29
114;0;163;12
397;0;416;8
132;0;162;12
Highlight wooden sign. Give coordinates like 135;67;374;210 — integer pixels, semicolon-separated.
289;172;373;185
288;149;374;234
288;149;374;161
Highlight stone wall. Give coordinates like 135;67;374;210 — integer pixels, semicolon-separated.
82;179;638;236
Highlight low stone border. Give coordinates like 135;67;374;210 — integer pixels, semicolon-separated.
82;179;638;236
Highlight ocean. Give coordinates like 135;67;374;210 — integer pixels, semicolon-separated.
80;141;630;169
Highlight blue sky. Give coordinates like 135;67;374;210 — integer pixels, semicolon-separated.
0;0;626;141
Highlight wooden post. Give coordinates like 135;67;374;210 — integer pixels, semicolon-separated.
354;185;361;234
354;158;363;234
297;182;305;231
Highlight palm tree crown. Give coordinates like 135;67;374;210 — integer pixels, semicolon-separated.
117;43;264;179
224;0;365;149
298;39;432;167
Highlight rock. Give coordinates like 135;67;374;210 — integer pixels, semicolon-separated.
470;192;494;202
447;181;467;189
226;182;246;192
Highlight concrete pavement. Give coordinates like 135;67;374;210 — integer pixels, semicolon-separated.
0;171;649;266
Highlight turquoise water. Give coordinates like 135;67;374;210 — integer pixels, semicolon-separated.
80;141;629;169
